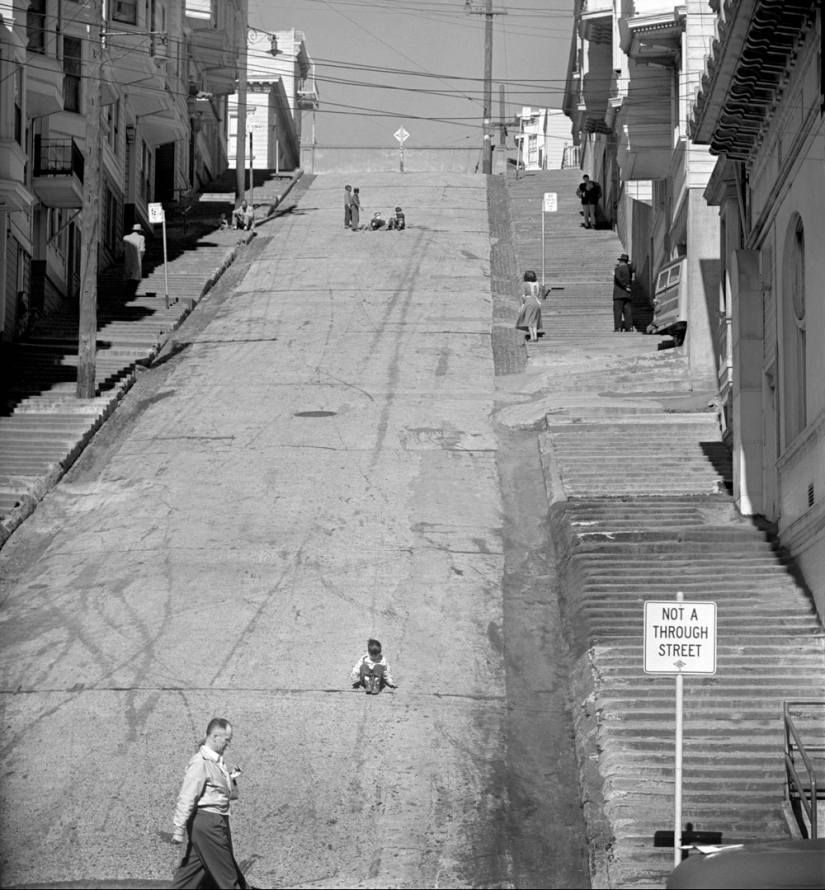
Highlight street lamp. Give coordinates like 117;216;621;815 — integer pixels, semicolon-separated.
464;0;506;174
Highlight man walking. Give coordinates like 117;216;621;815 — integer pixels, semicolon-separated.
171;717;250;889
122;223;145;299
344;184;353;228
576;174;602;229
613;253;634;332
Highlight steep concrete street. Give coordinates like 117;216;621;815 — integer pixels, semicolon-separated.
0;173;590;889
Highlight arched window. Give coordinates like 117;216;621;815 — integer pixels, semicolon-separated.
781;214;806;447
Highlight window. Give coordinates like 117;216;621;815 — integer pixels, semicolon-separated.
102;185;119;253
527;135;538;165
14;67;24;145
63;36;82;112
106;99;120;154
185;0;212;21
26;0;46;54
112;0;137;24
782;214;807;446
141;141;153;203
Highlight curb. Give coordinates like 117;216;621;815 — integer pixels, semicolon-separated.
0;173;303;550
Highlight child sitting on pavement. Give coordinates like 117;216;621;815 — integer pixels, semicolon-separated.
351;638;396;694
387;207;406;230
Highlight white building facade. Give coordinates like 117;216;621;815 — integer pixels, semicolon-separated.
563;0;721;385
691;0;824;614
0;0;243;352
228;28;317;172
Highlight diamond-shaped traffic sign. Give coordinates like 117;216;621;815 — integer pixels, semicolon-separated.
394;127;409;144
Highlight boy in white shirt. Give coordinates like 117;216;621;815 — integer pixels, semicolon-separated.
351;639;397;694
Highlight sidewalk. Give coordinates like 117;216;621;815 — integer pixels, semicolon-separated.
0;169;304;547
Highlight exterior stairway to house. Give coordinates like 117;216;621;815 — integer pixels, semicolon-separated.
503;169;825;888
0;170;300;536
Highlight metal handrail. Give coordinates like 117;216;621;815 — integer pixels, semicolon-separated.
783;699;825;839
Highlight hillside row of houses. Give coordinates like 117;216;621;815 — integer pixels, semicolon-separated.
563;0;823;613
0;0;316;352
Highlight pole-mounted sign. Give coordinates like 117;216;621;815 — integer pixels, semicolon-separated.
148;202;170;308
644;600;717;675
644;593;717;868
541;192;557;289
394;126;409;173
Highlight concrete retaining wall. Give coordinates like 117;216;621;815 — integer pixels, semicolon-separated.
301;145;486;175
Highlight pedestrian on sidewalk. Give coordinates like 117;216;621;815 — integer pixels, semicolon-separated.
171;717;251;889
613;253;635;332
344;185;353;228
122;223;146;299
576;175;602;229
350;187;362;230
232;201;253;231
515;270;543;343
351;639;397;694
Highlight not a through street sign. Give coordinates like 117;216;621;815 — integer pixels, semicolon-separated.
644;600;717;675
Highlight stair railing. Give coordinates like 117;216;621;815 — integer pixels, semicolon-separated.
783;699;825;838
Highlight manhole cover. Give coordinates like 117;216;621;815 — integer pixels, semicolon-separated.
294;410;337;418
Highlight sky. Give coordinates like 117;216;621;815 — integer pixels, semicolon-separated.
249;0;575;151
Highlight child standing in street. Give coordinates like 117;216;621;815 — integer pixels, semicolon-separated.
351;639;396;694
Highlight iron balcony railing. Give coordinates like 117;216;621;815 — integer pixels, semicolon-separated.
784;699;825;839
33;137;85;183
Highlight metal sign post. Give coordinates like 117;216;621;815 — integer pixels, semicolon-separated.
148;202;169;308
394;126;409;173
541;192;557;290
644;593;717;866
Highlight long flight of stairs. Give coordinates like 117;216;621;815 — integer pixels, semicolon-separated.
503;170;825;888
0;170;295;535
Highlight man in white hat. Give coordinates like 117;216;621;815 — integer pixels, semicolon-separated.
122;223;146;298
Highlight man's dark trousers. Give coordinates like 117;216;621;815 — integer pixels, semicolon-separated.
613;297;633;331
172;811;247;889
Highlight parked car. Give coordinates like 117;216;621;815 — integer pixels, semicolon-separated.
666;838;825;889
649;256;687;346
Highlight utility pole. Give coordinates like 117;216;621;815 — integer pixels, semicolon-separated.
465;1;506;175
77;0;104;398
235;0;248;203
483;0;492;173
499;84;506;153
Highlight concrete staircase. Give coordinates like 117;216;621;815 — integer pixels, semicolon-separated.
503;170;825;888
507;169;658;358
0;170;299;540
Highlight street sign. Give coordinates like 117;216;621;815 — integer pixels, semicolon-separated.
148;202;164;223
543;192;557;213
644;600;717;675
394;127;409;144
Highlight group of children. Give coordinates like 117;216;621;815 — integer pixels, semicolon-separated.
368;207;407;232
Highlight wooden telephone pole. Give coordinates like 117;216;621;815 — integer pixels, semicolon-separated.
77;0;104;398
465;0;507;174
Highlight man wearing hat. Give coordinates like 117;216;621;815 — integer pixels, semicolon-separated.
123;223;146;298
613;252;634;332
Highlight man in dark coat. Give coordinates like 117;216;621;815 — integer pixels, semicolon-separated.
576;174;602;228
613;253;634;332
344;185;352;228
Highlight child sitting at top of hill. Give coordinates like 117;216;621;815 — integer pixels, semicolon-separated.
351;638;397;694
387;207;406;230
